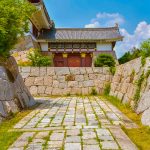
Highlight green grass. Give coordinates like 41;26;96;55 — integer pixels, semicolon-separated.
0;107;37;150
101;95;150;150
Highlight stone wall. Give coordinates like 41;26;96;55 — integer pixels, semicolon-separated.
20;67;113;96
11;35;40;64
110;57;150;126
0;57;35;123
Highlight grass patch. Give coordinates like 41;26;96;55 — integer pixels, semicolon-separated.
0;106;37;150
101;95;150;150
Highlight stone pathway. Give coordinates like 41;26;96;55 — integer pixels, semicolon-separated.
9;96;138;150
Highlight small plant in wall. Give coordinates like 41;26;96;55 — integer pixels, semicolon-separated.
90;87;98;95
65;74;75;81
103;83;111;96
94;54;116;75
133;70;150;109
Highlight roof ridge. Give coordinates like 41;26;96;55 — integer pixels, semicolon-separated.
54;27;118;30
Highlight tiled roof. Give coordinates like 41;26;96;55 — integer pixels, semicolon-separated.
38;27;123;41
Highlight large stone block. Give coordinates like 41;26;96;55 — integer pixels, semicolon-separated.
59;83;67;89
30;67;39;76
68;81;78;88
45;86;52;95
136;92;150;114
80;68;86;74
83;80;94;87
141;107;150;126
25;77;35;87
75;75;84;82
52;88;62;95
70;68;80;75
86;67;93;74
47;67;55;76
21;72;30;78
55;67;70;75
70;88;81;95
21;67;31;73
82;88;89;95
34;77;44;85
40;67;47;76
57;76;65;82
44;76;53;86
30;86;38;95
89;74;97;80
53;80;59;88
37;86;46;94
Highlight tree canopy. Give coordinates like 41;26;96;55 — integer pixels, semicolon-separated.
118;39;150;64
0;0;36;57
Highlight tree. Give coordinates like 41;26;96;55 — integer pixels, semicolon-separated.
94;54;116;67
0;0;36;57
140;38;150;57
118;51;132;64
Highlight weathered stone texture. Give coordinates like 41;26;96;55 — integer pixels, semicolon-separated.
20;67;112;96
0;57;35;123
110;57;150;126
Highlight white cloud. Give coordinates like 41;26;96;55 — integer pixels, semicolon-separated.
85;12;125;28
116;21;150;57
85;13;150;58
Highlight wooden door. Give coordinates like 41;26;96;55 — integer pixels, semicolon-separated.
68;54;81;67
85;54;92;67
54;54;64;67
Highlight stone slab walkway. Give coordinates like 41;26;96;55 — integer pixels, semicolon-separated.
9;96;138;150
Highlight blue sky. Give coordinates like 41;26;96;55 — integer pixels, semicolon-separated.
44;0;150;57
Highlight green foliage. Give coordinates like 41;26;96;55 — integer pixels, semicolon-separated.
109;66;116;75
118;51;132;64
133;72;145;108
141;56;146;67
103;83;111;95
130;69;135;83
0;0;36;57
94;54;116;67
27;49;52;67
119;39;150;65
90;87;98;96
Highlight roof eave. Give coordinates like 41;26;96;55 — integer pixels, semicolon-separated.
37;37;123;43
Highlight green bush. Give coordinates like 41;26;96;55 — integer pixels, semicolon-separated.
90;87;98;96
27;49;52;67
103;83;111;95
94;54;116;67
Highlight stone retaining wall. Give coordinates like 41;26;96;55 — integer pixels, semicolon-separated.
20;67;113;96
110;57;150;126
0;57;35;123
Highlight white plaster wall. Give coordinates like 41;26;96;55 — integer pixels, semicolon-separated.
40;42;48;51
96;43;112;51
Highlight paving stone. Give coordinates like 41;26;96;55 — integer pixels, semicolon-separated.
47;141;63;148
9;96;138;150
83;145;100;150
66;136;81;143
65;143;81;150
83;139;98;145
101;141;119;150
50;133;64;141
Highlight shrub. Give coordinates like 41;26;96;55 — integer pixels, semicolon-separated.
27;49;52;67
90;87;98;95
109;67;116;75
94;54;116;67
103;83;111;95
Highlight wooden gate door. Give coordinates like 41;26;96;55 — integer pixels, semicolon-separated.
68;54;81;67
85;54;92;67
